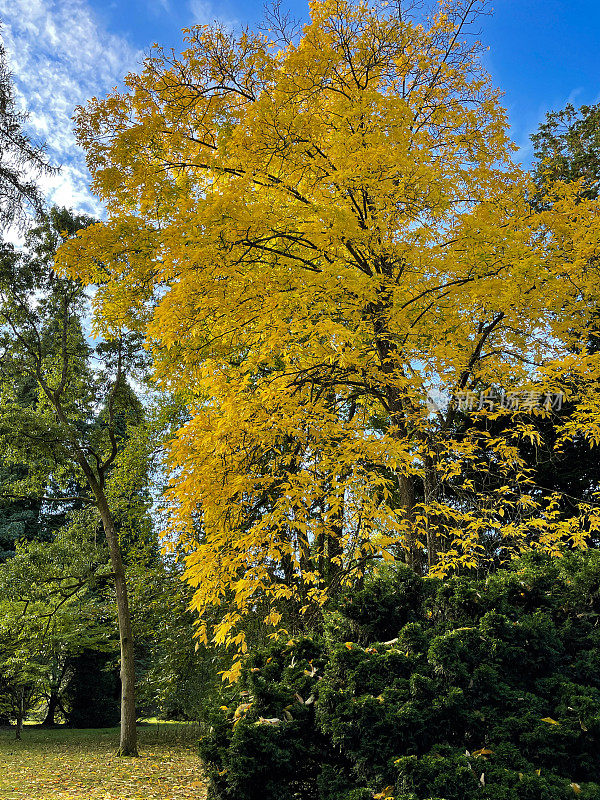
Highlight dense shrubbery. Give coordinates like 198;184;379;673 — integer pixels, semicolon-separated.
200;553;600;799
63;650;120;728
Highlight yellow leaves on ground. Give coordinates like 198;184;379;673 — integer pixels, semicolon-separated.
0;727;206;800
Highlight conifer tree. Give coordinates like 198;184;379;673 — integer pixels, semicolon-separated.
0;31;55;229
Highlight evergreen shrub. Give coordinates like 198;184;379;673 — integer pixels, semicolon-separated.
199;553;600;799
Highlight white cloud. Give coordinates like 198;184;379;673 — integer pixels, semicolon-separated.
189;0;215;24
189;0;235;28
0;0;143;219
152;0;171;13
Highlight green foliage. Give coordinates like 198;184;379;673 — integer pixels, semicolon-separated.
200;554;600;799
133;556;235;725
0;206;158;748
0;207;97;498
0;530;118;727
199;637;330;800
0;464;45;560
531;103;600;203
329;565;433;644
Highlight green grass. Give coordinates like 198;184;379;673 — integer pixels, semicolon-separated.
0;725;206;799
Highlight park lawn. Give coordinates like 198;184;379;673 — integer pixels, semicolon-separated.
0;725;207;800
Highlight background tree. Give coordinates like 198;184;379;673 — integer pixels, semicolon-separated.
0;532;117;730
0;29;56;229
0;207;144;754
532;102;600;203
0;368;76;561
502;103;600;527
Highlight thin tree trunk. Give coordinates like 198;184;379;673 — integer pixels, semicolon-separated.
398;473;420;572
94;492;138;757
15;688;24;740
50;403;139;756
13;282;139;756
423;453;439;570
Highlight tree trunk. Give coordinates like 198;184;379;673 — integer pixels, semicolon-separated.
46;413;139;756
54;444;139;755
15;688;24;740
327;490;344;585
42;689;59;727
94;493;138;757
25;293;139;755
423;453;439;571
370;292;423;573
398;473;421;572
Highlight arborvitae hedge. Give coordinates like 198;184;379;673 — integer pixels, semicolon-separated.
199;552;600;799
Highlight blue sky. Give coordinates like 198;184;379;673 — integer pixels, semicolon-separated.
0;0;598;217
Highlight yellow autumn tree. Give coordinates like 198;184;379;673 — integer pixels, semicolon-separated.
58;0;600;675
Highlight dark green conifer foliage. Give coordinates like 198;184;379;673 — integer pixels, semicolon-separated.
200;555;600;800
0;33;56;230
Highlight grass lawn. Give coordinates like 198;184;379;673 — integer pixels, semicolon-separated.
0;724;207;799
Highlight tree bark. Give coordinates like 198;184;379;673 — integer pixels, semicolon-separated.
398;473;421;572
93;490;138;756
423;452;439;571
15;688;24;740
370;291;423;571
49;403;139;756
42;689;59;727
